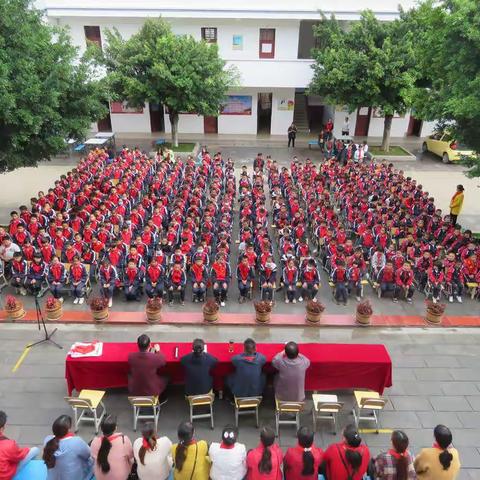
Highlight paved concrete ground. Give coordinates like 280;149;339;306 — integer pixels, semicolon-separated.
1;324;480;479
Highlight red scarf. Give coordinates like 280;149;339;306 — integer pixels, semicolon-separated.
171;269;183;284
147;265;162;283
213;262;227;280
388;448;407;459
191;264;204;282
71;264;84;281
220;442;235;450
238;263;251;281
126;267;138;283
50;263;64;281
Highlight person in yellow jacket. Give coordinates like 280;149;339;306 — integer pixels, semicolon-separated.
449;185;464;225
171;421;210;480
414;424;460;480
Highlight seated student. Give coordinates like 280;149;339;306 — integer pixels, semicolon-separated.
299;259;320;302
226;338;266;398
414;425;460;480
347;260;363;302
167;261;187;306
0;410;39;480
427;261;444;303
377;261;396;298
282;258;299;304
43;415;93;480
190;257;207;303
394;262;414;303
209;425;247;480
123;259;144;301
69;255;88;305
133;422;172;480
444;259;464;304
90;415;134;480
237;255;255;304
246;426;283;480
98;258;118;308
283;427;324;480
47;256;67;302
171;422;210;480
128;334;168;397
272;341;310;402
145;257;164;300
375;430;415;480
10;251;28;296
260;255;277;302
211;254;231;307
180;339;218;396
321;424;370;480
25;252;47;296
331;259;348;306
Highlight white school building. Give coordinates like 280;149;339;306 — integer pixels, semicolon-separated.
36;0;435;138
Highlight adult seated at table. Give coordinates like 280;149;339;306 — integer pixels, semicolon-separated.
180;339;218;396
226;338;266;398
0;410;39;480
128;334;168;398
272;341;310;402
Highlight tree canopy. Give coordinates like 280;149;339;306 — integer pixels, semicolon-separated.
101;18;238;146
0;0;107;172
309;11;418;151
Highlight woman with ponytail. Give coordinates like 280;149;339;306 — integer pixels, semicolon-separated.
283;427;323;480
171;421;209;480
133;422;172;480
375;430;416;479
414;425;460;479
42;415;93;480
246;426;283;480
90;415;133;480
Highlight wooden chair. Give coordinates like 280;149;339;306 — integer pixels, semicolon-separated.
65;389;106;433
352;390;387;432
234;396;262;428
312;394;344;434
186;392;215;429
128;396;160;431
275;399;304;436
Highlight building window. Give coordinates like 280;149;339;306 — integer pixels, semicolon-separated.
84;26;102;49
259;28;275;58
201;27;217;43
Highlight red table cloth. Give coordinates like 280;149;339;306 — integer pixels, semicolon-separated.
65;342;392;396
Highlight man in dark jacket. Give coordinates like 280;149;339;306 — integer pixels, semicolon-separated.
128;334;168;397
180;339;218;396
226;338;266;397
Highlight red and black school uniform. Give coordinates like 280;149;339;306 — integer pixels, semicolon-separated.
427;266;444;301
300;264;320;301
26;260;47;295
236;262;255;299
190;262;207;302
10;258;28;289
394;267;414;301
47;262;67;298
347;265;363;298
145;262;165;299
210;260;231;303
260;262;277;301
377;265;396;297
282;264;299;302
69;262;88;299
331;265;348;304
99;264;118;299
123;265;144;301
167;267;187;303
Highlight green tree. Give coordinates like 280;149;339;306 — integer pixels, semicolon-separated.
406;0;480;177
309;11;418;152
101;19;237;147
0;0;107;172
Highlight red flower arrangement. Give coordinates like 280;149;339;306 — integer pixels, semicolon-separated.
45;296;61;310
306;300;325;314
89;296;109;312
356;300;373;316
5;295;21;311
146;297;163;312
203;299;219;315
254;301;273;314
425;300;446;315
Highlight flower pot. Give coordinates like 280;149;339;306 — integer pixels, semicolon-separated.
203;312;218;323
255;312;270;323
5;306;25;322
306;311;321;324
356;312;371;325
146;309;162;324
91;308;109;323
46;306;62;321
425;310;442;324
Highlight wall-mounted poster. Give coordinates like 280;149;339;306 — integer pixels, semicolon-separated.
220;95;252;115
232;35;243;50
278;98;295;111
110;101;144;114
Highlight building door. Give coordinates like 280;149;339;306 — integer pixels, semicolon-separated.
257;92;272;134
354;107;371;136
97;102;112;132
204;116;218;134
407;116;422;136
259;29;275;58
149;103;164;132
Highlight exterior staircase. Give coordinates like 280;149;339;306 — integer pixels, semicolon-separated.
293;93;310;134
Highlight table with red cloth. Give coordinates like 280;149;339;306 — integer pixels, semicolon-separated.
65;342;392;396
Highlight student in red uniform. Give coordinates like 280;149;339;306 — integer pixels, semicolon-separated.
47;256;67;302
123;259;144;302
98;258;118;307
394;262;414;303
321;425;370;480
10;252;28;296
331;259;348;305
69;255;88;305
283;427;324;480
427;261;445;303
299;259;320;302
145;257;164;300
190;256;207;302
236;255;255;304
26;252;47;297
282;258;298;304
246;426;283;480
211;255;231;307
167;261;187;306
377;261;396;298
260;255;277;302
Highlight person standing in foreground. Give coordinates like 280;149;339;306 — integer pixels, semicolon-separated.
209;425;247;480
287;123;297;148
283;427;323;480
449;185;464;225
375;430;416;479
246;426;283;480
272;342;310;401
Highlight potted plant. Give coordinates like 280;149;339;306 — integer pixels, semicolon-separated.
146;297;162;324
254;300;272;323
203;299;219;323
89;296;109;322
45;296;62;321
4;295;25;321
425;300;446;324
356;299;373;325
305;300;325;324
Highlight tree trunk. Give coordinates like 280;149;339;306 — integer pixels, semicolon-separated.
381;114;393;153
169;111;179;148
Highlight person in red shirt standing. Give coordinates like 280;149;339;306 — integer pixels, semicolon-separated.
321;425;370;480
246;427;283;480
0;410;39;480
283;427;324;480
